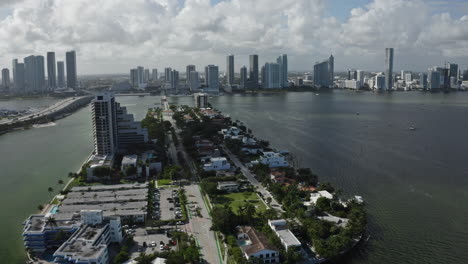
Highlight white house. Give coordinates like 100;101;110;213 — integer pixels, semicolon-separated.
268;219;302;250
237;226;280;263
252;152;289;168
220;126;242;139
217;181;239;192
203;157;231;171
303;190;334;207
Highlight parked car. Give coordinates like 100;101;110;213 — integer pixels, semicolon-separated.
159;244;164;250
151;241;156;247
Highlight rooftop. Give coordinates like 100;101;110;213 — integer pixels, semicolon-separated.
237;226;278;256
54;225;107;260
122;155;138;165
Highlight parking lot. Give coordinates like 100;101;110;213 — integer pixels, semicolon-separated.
158;187;183;221
129;227;183;258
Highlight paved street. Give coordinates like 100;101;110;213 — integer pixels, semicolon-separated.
221;145;285;213
185;184;222;264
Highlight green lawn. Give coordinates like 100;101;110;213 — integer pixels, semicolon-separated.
215;191;267;213
157;179;172;186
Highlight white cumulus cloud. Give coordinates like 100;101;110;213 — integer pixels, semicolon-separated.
0;0;466;74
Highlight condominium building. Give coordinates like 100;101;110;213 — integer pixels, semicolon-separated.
385;48;394;90
226;54;235;85
47;52;56;90
313;55;334;88
194;93;208;108
57;61;65;88
205;65;219;92
66;50;77;89
189;71;200;91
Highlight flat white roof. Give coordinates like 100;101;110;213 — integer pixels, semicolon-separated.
276;229;301;248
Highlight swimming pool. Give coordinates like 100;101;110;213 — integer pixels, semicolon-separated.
49;206;59;214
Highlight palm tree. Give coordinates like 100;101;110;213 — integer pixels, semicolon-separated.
58;179;64;185
46;216;57;228
37;204;44;211
48;187;54;194
68;172;73;178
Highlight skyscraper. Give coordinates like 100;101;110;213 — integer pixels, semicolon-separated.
226;54;234;85
205;65;219;92
428;68;441;91
264;63;280;89
357;70;364;88
1;68;10;90
419;73;428;89
164;67;172;84
463;70;468;81
136;66;144;84
170;70;179;90
91;93;118;156
47;52;56;90
276;54;288;88
91;93;148;155
240;66;247;88
57;61;65;88
188;71;200;91
130;69;138;87
144;69;150;83
24;55;45;92
15;63;25;93
186;65;195;84
152;69;158;81
66;51;77;89
385;48;394;91
12;59;18;91
313;55;334;88
249;55;259;89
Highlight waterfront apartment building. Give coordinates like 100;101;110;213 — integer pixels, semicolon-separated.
313;55;334;88
164;67;172;84
385;48;394;91
375;75;385;90
428;69;441;91
57;61;65;88
205;64;219;92
144;69;150;83
47;52;56;90
226;54;235;85
24;55;46;92
240;66;247;88
171;69;179;90
66;50;77;89
23;209;123;263
189;71;200;91
115;102;149;148
136;66;144;84
1;68;10;90
277;54;288;88
249;54;259;89
186;65;196;84
91;93;118;156
419;73;428;89
195;93;209;108
130;69;138;88
263;63;281;89
152;68;158;81
12;59;25;93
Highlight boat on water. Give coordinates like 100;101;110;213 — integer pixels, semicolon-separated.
408;126;416;131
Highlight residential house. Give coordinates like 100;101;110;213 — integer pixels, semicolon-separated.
268;220;302;250
203;157;231;171
303;191;334;207
252;152;289;168
237;226;280;263
217;181;239;192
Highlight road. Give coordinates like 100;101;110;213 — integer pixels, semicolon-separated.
221;145;285;213
163;115;222;263
0;96;90;125
185;184;222;264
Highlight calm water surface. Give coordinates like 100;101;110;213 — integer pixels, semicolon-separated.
0;91;467;263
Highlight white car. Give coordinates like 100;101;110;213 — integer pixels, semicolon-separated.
159;244;164;250
151;241;156;247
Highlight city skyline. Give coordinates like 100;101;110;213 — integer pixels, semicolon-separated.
0;0;467;74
